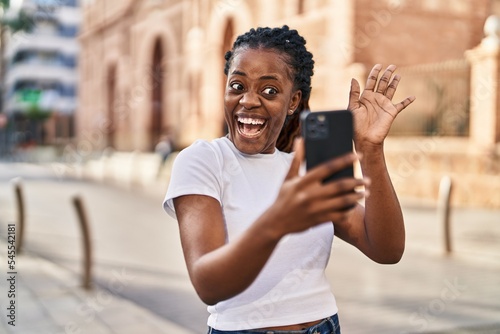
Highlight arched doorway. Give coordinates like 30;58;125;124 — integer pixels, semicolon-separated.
106;65;117;148
221;19;234;135
150;39;164;151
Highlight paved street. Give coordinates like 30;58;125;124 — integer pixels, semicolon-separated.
0;162;499;333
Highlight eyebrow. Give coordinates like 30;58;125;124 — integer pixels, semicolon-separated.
231;70;279;81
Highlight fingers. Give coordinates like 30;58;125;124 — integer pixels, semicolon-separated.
365;64;402;98
347;78;361;110
285;138;304;180
395;95;416;113
316;177;370;199
364;64;383;91
314;190;365;215
384;74;400;100
308;180;370;223
375;64;396;94
302;152;358;184
282;150;369;230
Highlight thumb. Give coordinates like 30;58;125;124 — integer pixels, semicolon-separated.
347;78;361;110
285;138;304;180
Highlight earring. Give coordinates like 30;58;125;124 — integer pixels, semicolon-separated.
288;109;294;115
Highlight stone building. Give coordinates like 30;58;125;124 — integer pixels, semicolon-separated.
78;0;500;207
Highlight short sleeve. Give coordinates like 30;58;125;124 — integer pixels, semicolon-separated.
162;140;222;219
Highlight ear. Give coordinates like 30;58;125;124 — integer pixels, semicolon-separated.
289;90;302;113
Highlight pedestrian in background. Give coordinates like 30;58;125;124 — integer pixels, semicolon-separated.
163;25;415;333
155;131;174;163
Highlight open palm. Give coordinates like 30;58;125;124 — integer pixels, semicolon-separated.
348;64;416;148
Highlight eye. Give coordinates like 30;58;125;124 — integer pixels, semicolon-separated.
262;87;278;95
230;82;244;91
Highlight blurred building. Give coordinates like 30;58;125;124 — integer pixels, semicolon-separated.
78;0;500;207
2;0;81;146
78;0;492;150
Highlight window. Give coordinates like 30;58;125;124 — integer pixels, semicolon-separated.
61;84;76;97
11;49;76;68
13;81;63;94
32;0;58;5
58;23;78;37
12;50;34;64
34;18;58;35
33;0;77;6
38;51;61;65
61;54;77;67
63;0;78;7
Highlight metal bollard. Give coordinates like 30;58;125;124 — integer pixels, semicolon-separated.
438;175;453;254
12;178;25;254
72;195;93;290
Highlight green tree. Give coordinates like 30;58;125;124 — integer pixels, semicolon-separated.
0;0;7;11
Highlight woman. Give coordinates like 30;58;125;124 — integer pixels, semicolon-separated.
163;26;415;333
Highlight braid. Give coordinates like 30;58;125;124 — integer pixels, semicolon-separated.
224;26;315;152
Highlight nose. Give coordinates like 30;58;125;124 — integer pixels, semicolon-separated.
239;91;261;109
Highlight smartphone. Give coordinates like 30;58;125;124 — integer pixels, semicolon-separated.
301;109;354;183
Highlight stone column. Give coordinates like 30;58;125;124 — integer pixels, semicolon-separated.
465;15;500;150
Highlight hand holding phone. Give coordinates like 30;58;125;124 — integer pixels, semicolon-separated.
301;109;354;183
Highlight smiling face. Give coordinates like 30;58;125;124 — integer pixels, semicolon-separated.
224;47;302;154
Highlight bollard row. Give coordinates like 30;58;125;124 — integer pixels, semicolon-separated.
11;178;93;290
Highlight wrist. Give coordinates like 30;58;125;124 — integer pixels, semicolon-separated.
253;209;287;244
355;140;384;157
355;140;388;174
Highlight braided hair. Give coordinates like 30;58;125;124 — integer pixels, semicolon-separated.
224;25;315;153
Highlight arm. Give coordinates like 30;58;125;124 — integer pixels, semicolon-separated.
334;64;415;264
174;143;368;305
335;144;405;264
174;194;281;305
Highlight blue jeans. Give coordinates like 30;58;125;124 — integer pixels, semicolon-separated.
207;314;341;334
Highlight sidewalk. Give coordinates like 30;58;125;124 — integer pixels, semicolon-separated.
0;238;194;334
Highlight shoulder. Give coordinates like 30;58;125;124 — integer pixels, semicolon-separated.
180;138;215;154
177;138;219;160
182;137;233;152
173;137;235;171
180;137;239;159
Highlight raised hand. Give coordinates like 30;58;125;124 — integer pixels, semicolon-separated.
348;64;415;149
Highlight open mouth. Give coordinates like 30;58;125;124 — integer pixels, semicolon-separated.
236;116;267;138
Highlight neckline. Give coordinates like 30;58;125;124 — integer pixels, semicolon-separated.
221;136;281;159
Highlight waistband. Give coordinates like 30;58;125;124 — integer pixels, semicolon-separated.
207;313;340;334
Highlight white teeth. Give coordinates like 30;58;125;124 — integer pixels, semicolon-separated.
238;117;265;125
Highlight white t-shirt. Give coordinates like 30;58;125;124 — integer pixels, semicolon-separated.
163;137;338;330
